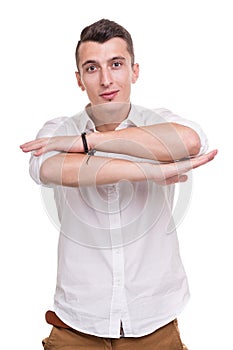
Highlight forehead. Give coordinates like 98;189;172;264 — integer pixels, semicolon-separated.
78;37;130;64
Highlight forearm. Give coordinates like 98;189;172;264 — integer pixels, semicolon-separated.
21;123;202;162
88;123;201;162
40;153;152;187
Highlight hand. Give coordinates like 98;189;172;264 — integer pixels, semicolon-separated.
151;149;218;185
20;136;84;156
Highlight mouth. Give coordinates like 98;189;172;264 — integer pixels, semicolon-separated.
99;90;119;101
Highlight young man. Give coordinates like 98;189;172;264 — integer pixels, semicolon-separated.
21;19;217;349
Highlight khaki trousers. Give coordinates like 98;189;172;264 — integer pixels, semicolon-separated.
42;319;188;350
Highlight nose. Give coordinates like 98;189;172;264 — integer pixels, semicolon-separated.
100;67;113;87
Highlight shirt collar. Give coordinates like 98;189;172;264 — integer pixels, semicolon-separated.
78;103;146;132
75;105;96;133
121;104;146;127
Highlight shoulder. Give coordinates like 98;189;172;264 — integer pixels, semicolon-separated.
132;105;176;125
36;112;85;138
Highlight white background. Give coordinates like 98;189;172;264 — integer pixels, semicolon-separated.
0;0;232;349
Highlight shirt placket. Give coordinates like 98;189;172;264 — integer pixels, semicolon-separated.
107;184;125;337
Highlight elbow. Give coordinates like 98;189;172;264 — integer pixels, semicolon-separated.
40;160;53;185
187;129;201;156
29;158;44;185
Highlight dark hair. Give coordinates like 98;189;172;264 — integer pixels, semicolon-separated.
75;19;135;70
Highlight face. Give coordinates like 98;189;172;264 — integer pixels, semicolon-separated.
75;37;139;106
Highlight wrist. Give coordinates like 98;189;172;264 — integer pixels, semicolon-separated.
87;131;101;150
81;132;97;153
81;133;89;153
135;162;154;181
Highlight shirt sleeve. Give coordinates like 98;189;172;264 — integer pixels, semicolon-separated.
153;108;209;156
29;117;70;185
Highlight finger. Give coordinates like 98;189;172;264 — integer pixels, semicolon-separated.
33;147;46;156
157;174;188;186
175;149;218;174
20;138;44;148
191;149;218;167
20;138;50;152
20;137;51;148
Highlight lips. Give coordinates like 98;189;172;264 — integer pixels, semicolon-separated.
99;90;119;101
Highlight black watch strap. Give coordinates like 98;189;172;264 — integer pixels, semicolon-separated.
81;132;89;154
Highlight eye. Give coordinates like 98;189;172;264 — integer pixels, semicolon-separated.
112;61;122;69
86;65;97;73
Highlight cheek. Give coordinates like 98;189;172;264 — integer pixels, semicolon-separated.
113;71;132;87
82;80;100;101
83;73;100;87
81;77;97;95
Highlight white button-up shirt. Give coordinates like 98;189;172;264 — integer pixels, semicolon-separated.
29;105;208;338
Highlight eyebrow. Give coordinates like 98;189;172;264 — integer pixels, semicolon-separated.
82;56;126;68
111;56;126;61
82;60;97;68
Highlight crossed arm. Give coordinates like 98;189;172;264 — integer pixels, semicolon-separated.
20;123;217;187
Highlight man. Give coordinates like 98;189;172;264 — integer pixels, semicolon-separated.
21;19;217;349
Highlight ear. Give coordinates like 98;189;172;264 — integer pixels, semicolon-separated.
131;63;139;84
75;71;86;91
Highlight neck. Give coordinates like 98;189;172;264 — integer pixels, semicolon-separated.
86;102;131;132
